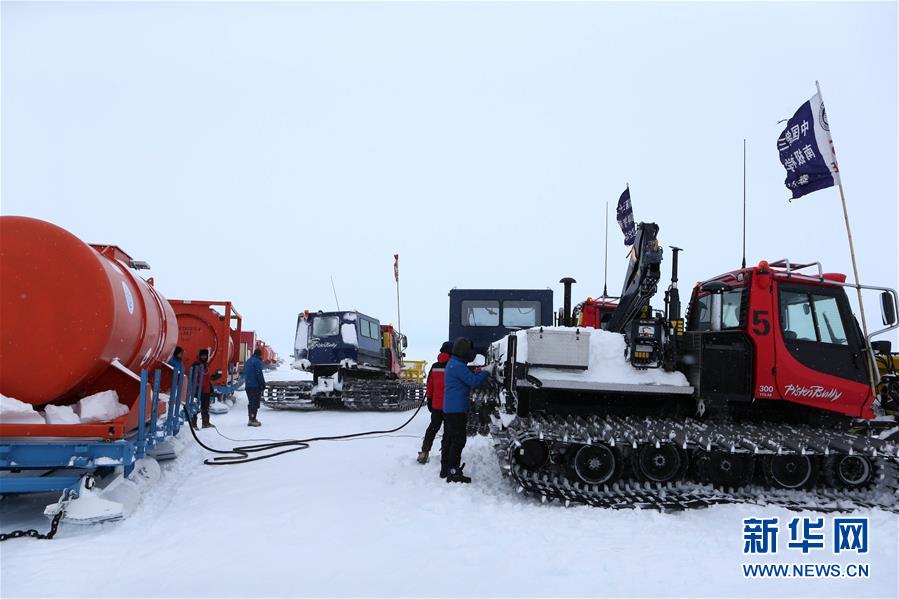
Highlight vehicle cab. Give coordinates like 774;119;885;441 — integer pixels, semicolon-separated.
683;260;895;419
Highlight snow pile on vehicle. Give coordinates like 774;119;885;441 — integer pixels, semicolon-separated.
0;394;46;424
341;322;358;344
44;403;81;424
492;326;689;386
75;390;130;422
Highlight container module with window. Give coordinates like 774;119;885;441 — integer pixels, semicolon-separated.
448;289;554;356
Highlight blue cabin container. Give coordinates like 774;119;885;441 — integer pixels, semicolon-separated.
447;289;554;356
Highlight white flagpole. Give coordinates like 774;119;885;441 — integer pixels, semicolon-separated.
394;254;401;338
815;81;878;397
603;201;609;299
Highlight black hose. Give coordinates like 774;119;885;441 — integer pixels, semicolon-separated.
182;396;426;465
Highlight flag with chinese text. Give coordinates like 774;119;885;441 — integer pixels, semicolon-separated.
616;187;636;245
777;93;840;199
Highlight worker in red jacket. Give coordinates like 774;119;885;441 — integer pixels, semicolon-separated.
417;341;453;467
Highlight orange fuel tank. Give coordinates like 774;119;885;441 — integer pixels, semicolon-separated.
0;216;178;435
169;300;242;386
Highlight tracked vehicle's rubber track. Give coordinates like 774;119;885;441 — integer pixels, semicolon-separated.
262;380;424;411
340;380;425;411
491;414;899;513
262;381;316;410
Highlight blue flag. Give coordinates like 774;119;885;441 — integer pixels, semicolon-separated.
616;187;636;245
777;93;841;199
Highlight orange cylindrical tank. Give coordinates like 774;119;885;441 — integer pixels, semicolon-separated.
170;300;240;383
256;340;275;364
0;216;178;409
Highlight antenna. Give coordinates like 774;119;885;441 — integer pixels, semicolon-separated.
330;276;341;311
742;139;747;269
603;201;609;298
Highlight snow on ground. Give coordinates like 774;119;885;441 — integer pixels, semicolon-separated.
1;364;897;598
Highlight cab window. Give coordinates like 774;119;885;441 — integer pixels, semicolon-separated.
690;289;743;331
462;300;500;327
312;316;340;337
502;300;540;327
779;290;848;345
359;319;373;339
692;295;711;331
721;290;743;329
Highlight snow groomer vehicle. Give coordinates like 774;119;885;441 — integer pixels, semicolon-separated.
263;310;423;410
481;221;899;511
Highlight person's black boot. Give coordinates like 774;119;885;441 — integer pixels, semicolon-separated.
446;464;471;484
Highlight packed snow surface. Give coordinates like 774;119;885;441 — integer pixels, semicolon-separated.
1;364;896;598
74;390;129;423
492;326;690;386
0;394;45;424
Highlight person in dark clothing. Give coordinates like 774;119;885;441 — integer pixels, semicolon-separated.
417;341;453;466
244;348;267;427
168;346;185;375
191;348;218;429
441;337;489;483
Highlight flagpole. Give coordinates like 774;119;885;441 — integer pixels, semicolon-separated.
741;139;747;269
815;80;878;398
394;254;401;338
603;201;609;298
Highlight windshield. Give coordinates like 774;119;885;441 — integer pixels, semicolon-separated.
312;315;340;337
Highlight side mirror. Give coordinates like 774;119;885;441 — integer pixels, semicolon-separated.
881;291;897;326
871;340;892;355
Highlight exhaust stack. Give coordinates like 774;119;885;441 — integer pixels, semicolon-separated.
559;277;576;326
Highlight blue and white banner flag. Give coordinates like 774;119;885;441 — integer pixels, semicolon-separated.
616;187;636;245
777;93;841;199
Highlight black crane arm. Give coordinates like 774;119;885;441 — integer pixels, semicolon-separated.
605;222;663;333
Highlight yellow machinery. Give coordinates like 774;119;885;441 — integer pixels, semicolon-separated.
400;360;427;383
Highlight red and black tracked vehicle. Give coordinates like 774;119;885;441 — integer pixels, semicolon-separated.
483;222;899;511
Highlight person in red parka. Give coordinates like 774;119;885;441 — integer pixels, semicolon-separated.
417;341;453;466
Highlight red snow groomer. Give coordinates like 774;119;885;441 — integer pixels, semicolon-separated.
483;222;899;512
574;297;619;329
0;216;191;523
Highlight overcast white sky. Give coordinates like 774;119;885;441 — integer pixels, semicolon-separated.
3;1;897;360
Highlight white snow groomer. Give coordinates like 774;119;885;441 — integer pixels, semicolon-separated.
481;222;899;512
263;310;424;411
